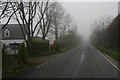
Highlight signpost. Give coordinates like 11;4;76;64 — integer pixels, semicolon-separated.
49;37;54;52
0;24;2;79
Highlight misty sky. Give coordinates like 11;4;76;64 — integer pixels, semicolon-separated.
0;1;118;40
62;2;118;40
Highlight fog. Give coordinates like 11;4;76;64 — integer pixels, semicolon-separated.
0;1;118;41
62;2;118;40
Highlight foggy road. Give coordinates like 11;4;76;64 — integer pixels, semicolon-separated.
17;42;119;78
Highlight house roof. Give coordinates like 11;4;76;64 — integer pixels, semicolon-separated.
2;24;27;40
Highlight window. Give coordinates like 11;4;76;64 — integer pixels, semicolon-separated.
6;32;8;36
4;29;10;38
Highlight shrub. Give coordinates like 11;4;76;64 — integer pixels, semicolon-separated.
2;44;6;63
54;41;62;51
29;40;63;55
30;40;49;55
18;43;28;63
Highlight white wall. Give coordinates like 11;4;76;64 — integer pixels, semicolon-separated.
1;39;25;45
1;39;26;55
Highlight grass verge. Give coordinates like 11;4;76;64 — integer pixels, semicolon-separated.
2;47;73;78
92;43;120;63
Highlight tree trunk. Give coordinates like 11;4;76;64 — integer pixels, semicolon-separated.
26;39;32;55
42;35;46;40
55;25;58;41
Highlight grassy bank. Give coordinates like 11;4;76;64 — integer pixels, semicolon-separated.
2;38;80;78
93;43;120;63
2;47;73;78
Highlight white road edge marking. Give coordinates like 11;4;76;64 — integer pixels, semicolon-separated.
35;53;65;69
97;49;120;72
42;61;48;65
35;61;48;69
35;66;41;68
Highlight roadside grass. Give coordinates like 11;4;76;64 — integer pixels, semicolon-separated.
93;43;120;63
2;55;37;78
2;47;73;78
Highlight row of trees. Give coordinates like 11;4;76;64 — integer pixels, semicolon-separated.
0;1;81;54
90;15;119;49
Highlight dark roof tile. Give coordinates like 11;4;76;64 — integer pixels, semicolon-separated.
2;24;27;40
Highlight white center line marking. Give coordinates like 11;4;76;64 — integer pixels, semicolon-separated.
97;49;120;72
80;50;85;64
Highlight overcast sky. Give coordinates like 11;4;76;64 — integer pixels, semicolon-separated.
62;2;118;40
0;1;118;40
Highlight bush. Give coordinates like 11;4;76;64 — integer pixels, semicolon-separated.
2;44;6;63
30;40;49;55
29;40;63;55
54;41;62;51
93;43;120;62
18;43;28;63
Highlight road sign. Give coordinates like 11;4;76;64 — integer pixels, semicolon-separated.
49;37;54;46
49;39;53;44
48;37;54;52
49;39;54;46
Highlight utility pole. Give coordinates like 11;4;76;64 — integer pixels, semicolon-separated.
0;21;2;80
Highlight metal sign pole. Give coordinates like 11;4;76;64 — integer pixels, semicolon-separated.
49;37;52;52
49;44;51;52
0;22;2;79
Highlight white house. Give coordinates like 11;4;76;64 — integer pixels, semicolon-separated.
1;24;27;55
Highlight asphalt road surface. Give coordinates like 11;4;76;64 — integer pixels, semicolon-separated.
18;42;119;78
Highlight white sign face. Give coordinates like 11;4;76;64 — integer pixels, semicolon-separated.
48;36;54;44
49;39;54;44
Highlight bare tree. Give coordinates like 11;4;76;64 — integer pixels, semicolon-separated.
0;1;19;26
49;2;65;41
0;1;12;19
58;14;72;40
90;16;113;46
0;0;50;52
37;2;53;40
